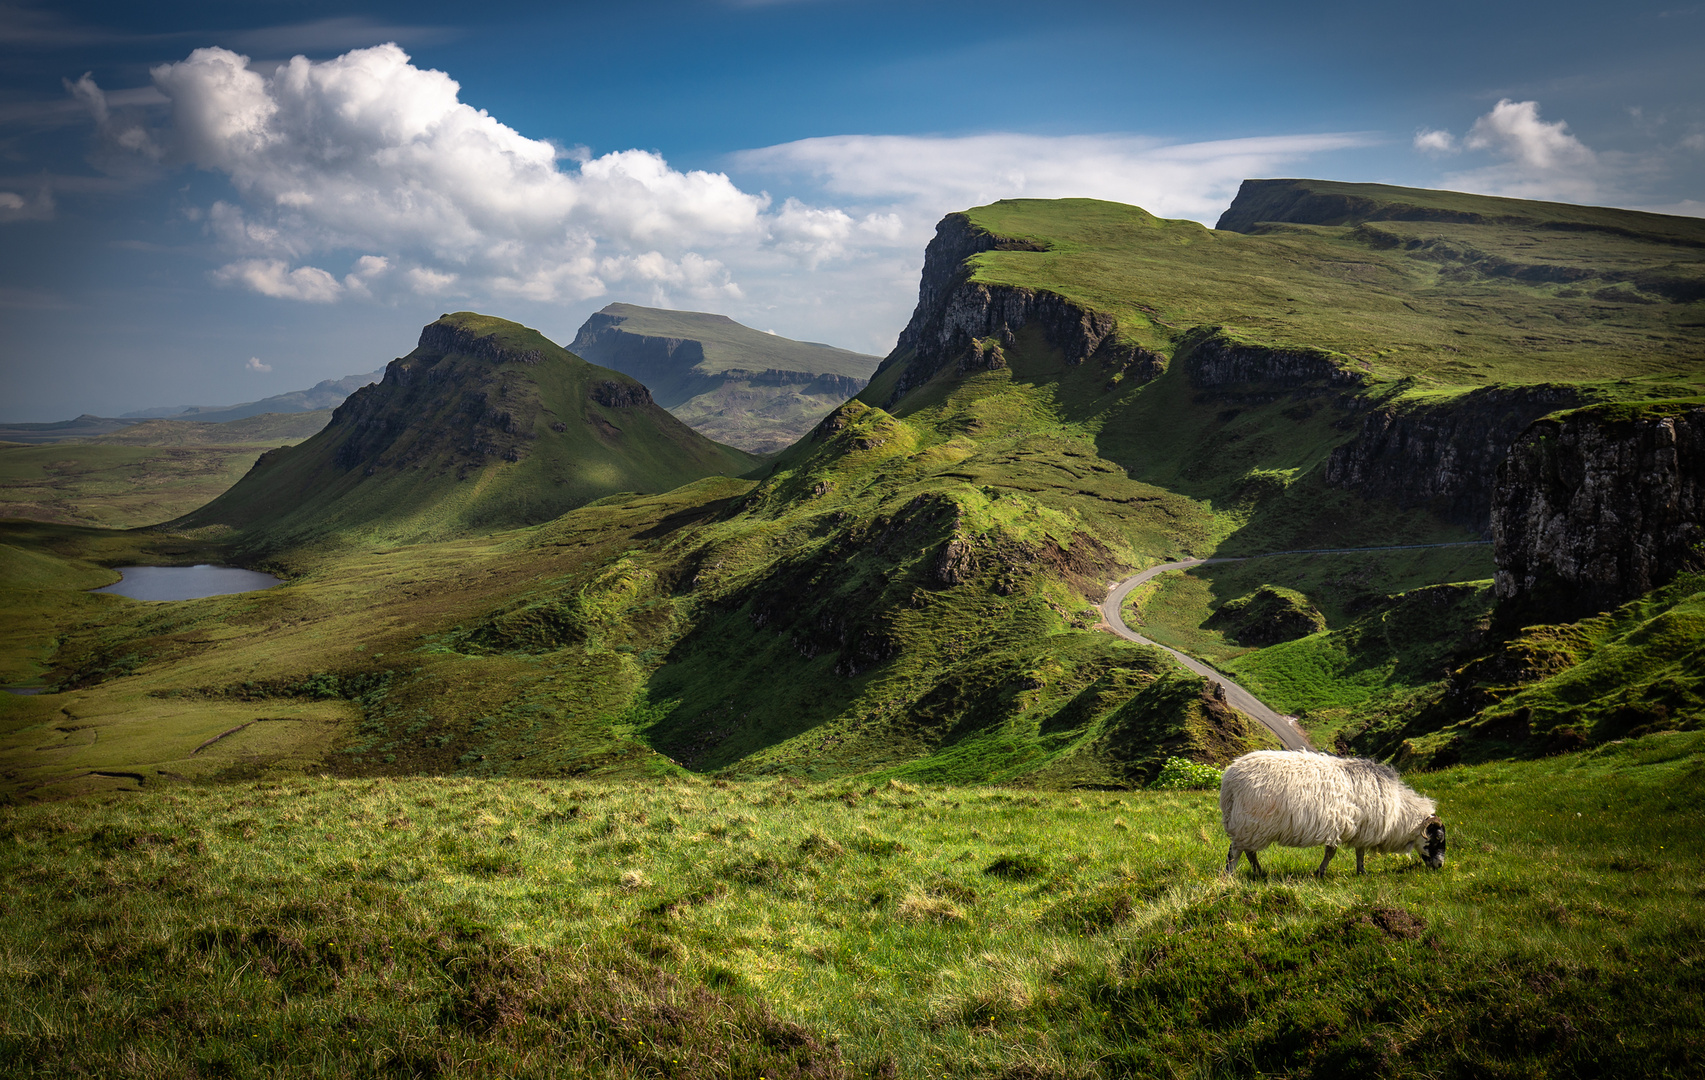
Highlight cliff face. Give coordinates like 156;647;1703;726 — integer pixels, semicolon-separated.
1182;329;1365;390
568;304;878;454
1323;385;1584;533
881;214;1164;405
568;314;706;403
1493;404;1705;620
331;323;551;472
1215;179;1492;233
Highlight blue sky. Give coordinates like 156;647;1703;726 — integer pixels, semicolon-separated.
2;0;1702;420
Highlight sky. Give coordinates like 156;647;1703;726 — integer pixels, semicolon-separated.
1;0;1702;421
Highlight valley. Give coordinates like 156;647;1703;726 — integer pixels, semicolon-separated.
1;179;1702;1077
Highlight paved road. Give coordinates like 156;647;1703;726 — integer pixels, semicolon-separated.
1100;558;1314;751
1097;541;1491;753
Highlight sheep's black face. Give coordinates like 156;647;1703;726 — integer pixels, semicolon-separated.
1421;818;1446;869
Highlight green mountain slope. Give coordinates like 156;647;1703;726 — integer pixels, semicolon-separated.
569;303;881;453
6;185;1703;794
172;313;761;550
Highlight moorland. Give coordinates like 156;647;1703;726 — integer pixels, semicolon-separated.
1;178;1702;1077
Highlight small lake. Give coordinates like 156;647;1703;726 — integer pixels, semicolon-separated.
92;565;283;602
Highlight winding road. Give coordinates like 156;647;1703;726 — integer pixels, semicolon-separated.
1098;542;1492;753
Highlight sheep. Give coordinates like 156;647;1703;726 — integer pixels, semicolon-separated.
1219;750;1446;877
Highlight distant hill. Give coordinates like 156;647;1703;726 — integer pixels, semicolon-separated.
120;370;383;424
568;303;880;454
0;415;135;444
174;313;762;549
88;410;333;446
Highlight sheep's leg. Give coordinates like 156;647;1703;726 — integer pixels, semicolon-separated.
1314;845;1337;878
1244;849;1266;878
1224;844;1240;877
1356;849;1366;875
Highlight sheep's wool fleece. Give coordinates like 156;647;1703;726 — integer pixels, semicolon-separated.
1220;751;1436;854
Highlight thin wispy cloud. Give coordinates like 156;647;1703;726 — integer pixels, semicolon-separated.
0;4;448;53
736;130;1380;225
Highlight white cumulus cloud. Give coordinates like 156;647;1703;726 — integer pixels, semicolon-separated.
245;357;272;372
136;43;789;306
83;42;1382;353
213;258;343;302
1413;128;1458;155
1465;99;1595;171
1426;100;1604;203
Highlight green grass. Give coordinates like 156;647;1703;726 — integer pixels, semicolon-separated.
2;732;1701;1078
86;410;333;446
6;189;1701;792
1362;574;1705;764
0;441;302;529
962;190;1705;387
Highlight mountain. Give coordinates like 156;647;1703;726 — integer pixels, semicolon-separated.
568;303;880;453
172;313;761;549
120;371;383;423
12;184;1704;795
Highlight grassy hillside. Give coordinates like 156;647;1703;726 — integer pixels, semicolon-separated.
1;732;1699;1078
5;186;1703;795
963;191;1705;387
3;186;1703;1077
173;313;761;551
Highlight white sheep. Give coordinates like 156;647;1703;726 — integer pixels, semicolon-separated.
1219;750;1446;877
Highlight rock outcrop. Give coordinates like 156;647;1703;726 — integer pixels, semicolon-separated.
1323;384;1584;533
568;303;879;453
880;214;1164;405
332;328;545;472
1182;328;1365;390
1493;403;1705;620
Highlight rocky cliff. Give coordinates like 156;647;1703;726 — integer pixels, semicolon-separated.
568;303;879;454
1323;384;1585;533
1181;328;1365;391
880;214;1164;405
1493;402;1705;620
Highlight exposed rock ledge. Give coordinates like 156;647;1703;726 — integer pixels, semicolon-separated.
590;380;654;408
1494;403;1705;620
1181;328;1365;390
416;322;543;366
879;213;1163;405
1324;384;1584;533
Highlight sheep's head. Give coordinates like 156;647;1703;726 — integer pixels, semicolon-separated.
1419;815;1446;868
